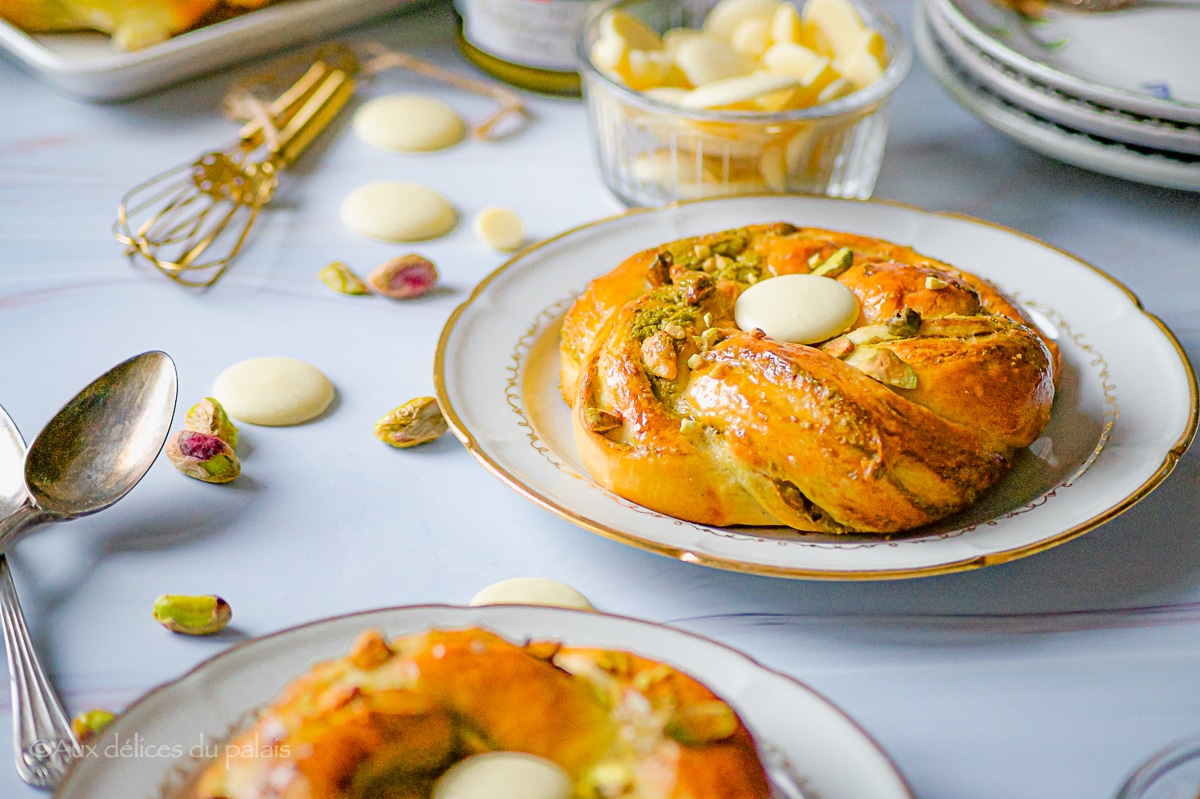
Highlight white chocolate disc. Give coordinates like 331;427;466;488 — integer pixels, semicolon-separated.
674;35;754;86
212;357;335;426
802;0;868;61
703;0;781;41
599;9;664;51
473;207;525;252
341;182;458;242
352;94;466;153
433;752;572;799
469;578;593;611
734;274;859;344
680;73;799;109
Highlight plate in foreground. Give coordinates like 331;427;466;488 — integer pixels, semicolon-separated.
55;604;914;799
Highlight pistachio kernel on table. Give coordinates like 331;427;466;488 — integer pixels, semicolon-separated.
184;397;239;448
374;397;448;448
368;254;438;299
318;260;371;296
153;594;232;636
166;430;241;484
71;708;116;743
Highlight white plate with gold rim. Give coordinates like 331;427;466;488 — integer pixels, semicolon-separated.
921;0;1200;156
435;195;1198;580
932;0;1200;122
55;604;915;799
915;4;1200;192
0;0;420;101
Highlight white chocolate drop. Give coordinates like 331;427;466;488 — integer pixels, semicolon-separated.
599;9;664;51
353;94;466;153
734;274;858;344
469;578;593;611
673;36;754;86
474;207;525;252
341;182;458;242
802;0;869;61
212;357;335;426
434;753;573;799
703;0;781;41
679;73;799;109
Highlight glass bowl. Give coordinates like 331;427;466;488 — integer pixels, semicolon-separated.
1115;736;1200;799
577;0;912;207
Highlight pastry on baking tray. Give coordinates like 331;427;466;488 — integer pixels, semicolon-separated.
0;0;272;50
560;223;1057;535
188;627;770;799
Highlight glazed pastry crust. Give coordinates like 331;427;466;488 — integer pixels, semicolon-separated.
190;627;770;799
560;223;1057;534
0;0;272;50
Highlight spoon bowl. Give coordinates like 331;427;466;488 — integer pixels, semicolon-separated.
0;353;177;789
23;351;178;519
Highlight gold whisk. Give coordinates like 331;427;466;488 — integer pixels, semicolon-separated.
115;51;356;288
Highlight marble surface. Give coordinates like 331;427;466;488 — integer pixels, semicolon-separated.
0;2;1198;798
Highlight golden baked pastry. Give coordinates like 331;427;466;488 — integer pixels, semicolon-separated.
0;0;272;50
560;223;1057;535
189;626;770;799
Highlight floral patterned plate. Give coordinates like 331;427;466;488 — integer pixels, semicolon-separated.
932;0;1200;122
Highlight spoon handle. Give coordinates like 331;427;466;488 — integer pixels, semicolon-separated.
0;554;75;790
0;504;47;553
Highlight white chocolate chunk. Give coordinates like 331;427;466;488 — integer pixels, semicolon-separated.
212;357;335;426
473;206;525;252
679;73;799;109
703;0;781;41
590;34;627;73
626;48;675;90
839;49;882;89
770;3;803;44
341;182;458;242
643;87;690;105
731;17;771;58
587;0;887;108
802;0;868;61
663;27;711;56
734;274;859;344
469;578;594;610
352;94;466;153
599;9;663;51
674;35;754;86
434;753;573;799
816;76;854;103
761;41;824;80
836;30;887;87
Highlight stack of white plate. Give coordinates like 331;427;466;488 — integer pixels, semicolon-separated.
914;0;1200;191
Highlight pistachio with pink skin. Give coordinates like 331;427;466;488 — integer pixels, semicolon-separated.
368;254;438;299
166;430;241;483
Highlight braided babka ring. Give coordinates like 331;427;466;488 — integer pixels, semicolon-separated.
559;223;1057;534
190;627;770;799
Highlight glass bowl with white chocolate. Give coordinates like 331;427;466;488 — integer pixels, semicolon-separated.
578;0;911;206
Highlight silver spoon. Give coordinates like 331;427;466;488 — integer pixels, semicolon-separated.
0;405;72;791
0;351;178;789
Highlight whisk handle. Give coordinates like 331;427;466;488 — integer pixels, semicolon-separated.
271;68;355;170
